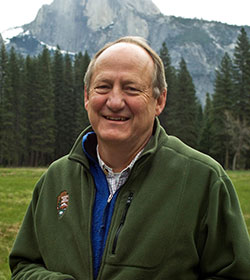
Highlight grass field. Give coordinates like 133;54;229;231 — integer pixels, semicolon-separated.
227;170;250;233
0;168;46;280
0;168;250;279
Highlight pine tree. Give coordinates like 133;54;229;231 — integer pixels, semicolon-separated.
199;93;213;155
81;50;91;126
24;47;55;166
24;55;39;165
233;28;250;168
16;53;26;165
195;101;204;149
73;51;90;138
0;44;14;165
211;53;234;168
233;28;250;121
0;45;7;163
36;47;55;165
53;46;66;159
159;42;177;134
5;47;25;165
63;53;75;152
174;58;198;148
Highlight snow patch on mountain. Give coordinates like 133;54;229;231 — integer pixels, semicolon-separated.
2;27;23;43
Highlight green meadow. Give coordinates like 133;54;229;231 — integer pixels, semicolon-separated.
0;168;250;279
0;168;46;279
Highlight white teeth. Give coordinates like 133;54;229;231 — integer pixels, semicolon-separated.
106;116;127;121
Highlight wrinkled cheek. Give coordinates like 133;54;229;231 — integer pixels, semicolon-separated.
89;96;106;111
87;108;99;122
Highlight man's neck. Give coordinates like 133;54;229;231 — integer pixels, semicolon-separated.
97;139;149;173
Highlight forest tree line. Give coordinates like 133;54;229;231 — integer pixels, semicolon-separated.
160;27;250;170
0;28;250;169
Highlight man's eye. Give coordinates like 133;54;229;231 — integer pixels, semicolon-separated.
125;87;141;94
95;85;110;93
97;85;109;89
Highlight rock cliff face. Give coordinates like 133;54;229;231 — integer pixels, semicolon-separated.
24;0;160;53
4;0;250;103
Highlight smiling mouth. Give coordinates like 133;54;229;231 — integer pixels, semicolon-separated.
105;116;129;121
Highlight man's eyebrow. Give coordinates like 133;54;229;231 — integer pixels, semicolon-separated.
93;77;113;84
93;76;139;84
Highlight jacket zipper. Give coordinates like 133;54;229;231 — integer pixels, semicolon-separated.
112;192;134;254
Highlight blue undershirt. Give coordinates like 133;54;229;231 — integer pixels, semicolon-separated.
82;132;120;279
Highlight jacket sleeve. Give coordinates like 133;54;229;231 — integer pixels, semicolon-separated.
199;174;250;279
9;175;75;280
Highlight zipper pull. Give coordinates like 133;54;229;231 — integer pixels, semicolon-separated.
127;193;133;203
112;192;134;254
107;193;113;203
121;193;133;223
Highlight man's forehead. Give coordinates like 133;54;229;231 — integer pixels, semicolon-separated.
92;72;146;85
96;42;153;64
89;42;155;86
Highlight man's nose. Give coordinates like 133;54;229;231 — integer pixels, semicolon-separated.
106;86;125;111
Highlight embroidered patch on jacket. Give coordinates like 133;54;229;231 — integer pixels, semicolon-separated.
57;191;69;218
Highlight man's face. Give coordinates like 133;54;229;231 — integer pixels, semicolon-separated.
85;43;166;150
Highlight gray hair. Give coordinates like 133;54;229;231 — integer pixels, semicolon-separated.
84;36;167;98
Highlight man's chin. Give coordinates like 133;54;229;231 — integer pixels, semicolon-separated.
98;133;130;145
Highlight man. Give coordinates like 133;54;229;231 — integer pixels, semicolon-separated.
9;37;250;279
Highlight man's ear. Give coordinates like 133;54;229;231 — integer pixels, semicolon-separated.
155;88;167;116
84;86;89;111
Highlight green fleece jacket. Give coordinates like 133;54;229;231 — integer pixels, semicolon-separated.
9;120;250;280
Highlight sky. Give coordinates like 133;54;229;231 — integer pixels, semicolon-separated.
0;0;250;33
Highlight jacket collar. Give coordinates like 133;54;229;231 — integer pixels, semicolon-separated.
68;117;168;168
